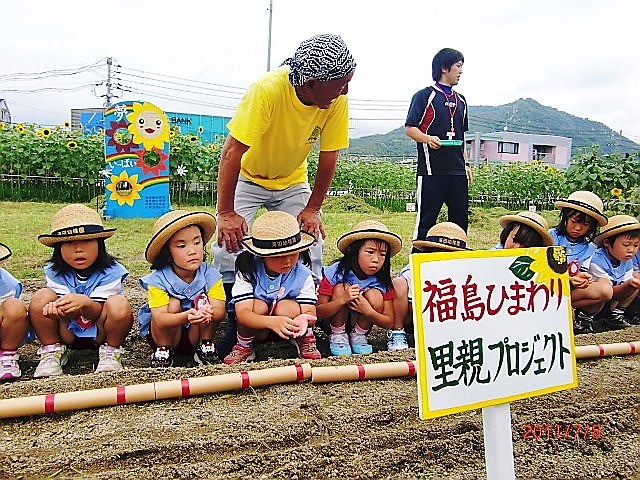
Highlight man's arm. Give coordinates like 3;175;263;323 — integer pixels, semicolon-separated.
298;150;339;240
216;135;250;252
405;126;441;149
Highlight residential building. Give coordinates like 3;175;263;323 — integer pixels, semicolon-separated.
465;131;572;167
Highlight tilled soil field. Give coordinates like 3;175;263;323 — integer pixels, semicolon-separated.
0;278;638;479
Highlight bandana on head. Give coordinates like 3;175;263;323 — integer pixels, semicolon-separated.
282;34;356;86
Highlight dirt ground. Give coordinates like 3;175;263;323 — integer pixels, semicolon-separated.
1;278;639;480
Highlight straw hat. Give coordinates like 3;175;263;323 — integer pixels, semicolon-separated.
337;220;403;257
499;211;554;247
554;191;607;227
412;222;471;251
145;210;217;263
38;204;117;247
242;211;315;257
0;243;11;262
594;214;640;247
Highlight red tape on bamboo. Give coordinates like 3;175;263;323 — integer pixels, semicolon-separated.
311;361;417;383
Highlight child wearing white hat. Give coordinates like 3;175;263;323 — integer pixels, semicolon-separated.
317;220;403;356
550;191;612;334
223;211;321;364
494;211;553;249
29;204;133;377
0;243;29;381
588;215;640;331
393;222;470;351
139;210;226;368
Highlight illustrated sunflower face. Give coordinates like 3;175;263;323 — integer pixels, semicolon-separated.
126;102;170;151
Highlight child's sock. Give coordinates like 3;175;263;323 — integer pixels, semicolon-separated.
330;324;346;335
353;322;368;336
237;333;254;348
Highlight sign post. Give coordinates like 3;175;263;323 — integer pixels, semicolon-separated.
411;246;577;479
482;403;515;478
103;100;171;219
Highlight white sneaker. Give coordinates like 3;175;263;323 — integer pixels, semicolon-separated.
0;350;21;381
33;344;69;378
387;329;409;351
95;344;124;373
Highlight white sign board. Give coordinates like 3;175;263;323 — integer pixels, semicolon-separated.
412;247;578;419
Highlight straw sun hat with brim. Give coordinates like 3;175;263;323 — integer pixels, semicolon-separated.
0;243;11;262
554;190;607;227
499;211;554;247
412;222;471;251
38;204;117;247
145;210;217;263
594;214;640;247
337;220;403;257
242;211;316;257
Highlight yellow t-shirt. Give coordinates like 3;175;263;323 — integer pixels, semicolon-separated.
148;280;226;309
228;68;350;191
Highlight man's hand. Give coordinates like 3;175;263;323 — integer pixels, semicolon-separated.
298;207;326;240
217;211;248;253
425;135;442;149
466;164;474;184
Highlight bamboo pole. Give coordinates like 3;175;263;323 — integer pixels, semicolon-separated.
0;341;637;420
0;363;311;419
311;361;416;383
575;341;640;359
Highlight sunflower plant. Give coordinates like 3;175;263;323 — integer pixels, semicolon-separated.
566;146;640;215
168;127;222;182
0;122;103;178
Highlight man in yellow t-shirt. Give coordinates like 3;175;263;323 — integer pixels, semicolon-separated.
214;34;356;290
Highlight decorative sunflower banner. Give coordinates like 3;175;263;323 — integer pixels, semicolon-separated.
411;246;577;420
103;101;171;218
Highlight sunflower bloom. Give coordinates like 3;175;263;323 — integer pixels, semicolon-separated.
198;126;204;133
106;171;143;206
16;125;26;133
67;141;78;149
38;128;52;138
63;121;71;128
189;135;198;142
611;188;623;197
529;247;570;298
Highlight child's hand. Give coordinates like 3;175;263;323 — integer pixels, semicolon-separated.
187;308;211;325
349;294;374;315
630;276;640;289
570;272;592;289
42;301;67;320
268;315;300;339
51;293;89;316
337;284;360;305
290;314;316;338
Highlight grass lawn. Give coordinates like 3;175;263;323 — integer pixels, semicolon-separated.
0;201;562;279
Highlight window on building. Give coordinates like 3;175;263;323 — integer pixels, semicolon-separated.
498;142;519;154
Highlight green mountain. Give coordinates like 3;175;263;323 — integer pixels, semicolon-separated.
348;98;639;157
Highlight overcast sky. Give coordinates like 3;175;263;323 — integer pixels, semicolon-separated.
2;0;638;142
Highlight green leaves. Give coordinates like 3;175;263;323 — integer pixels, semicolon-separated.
566;146;640;215
509;255;535;280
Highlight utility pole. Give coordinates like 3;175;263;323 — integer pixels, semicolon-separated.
267;0;273;71
104;57;114;107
